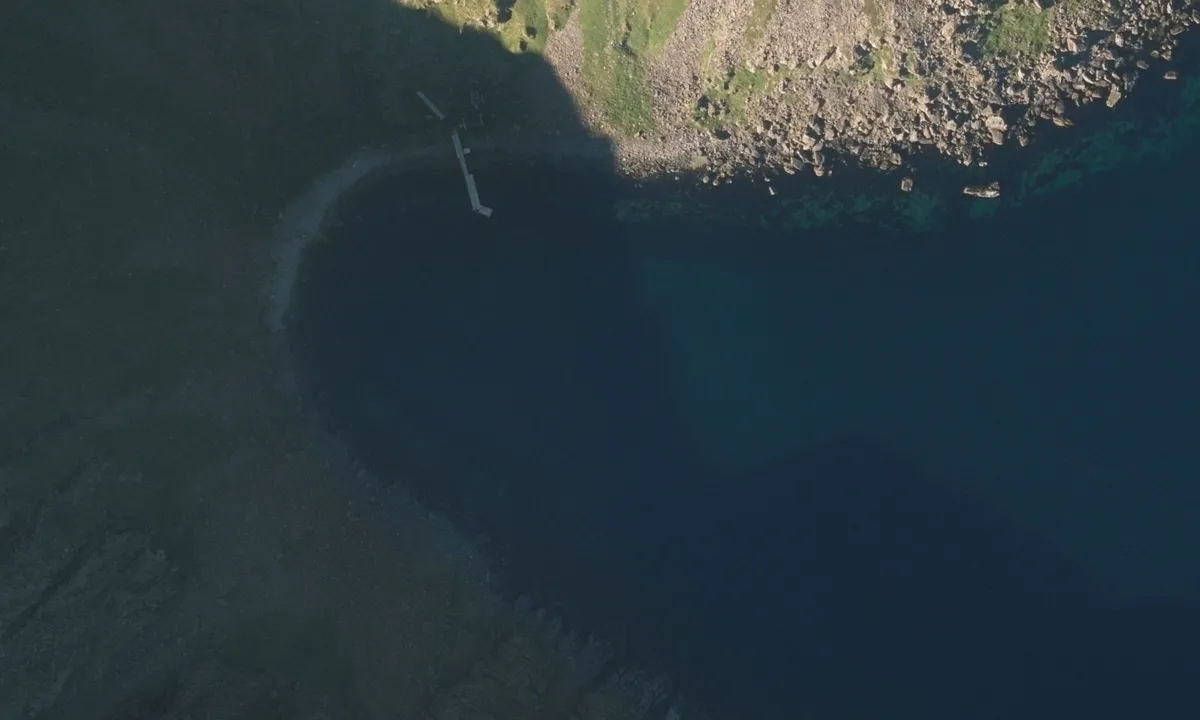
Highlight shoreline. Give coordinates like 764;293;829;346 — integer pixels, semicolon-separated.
265;148;410;338
263;148;398;400
267;35;1199;352
266;51;1199;372
263;133;629;364
652;2;1196;180
259;140;712;720
260;55;1200;715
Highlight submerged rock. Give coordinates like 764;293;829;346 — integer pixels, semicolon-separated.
963;180;1001;199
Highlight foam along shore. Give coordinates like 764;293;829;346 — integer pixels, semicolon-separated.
265;148;398;338
262;138;491;348
262;129;620;351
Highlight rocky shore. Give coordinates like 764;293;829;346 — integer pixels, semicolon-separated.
533;0;1199;183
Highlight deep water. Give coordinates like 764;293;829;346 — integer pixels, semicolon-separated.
290;78;1200;720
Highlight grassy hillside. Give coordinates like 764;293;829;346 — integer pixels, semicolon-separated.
399;0;691;133
396;0;1196;175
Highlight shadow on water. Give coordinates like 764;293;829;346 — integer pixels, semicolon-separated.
618;438;1200;719
293;156;695;591
289;14;1200;720
295;165;1200;720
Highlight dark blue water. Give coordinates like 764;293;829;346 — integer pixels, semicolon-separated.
290;76;1200;719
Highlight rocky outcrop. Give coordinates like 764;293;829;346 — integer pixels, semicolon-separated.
767;0;1197;175
535;0;1198;180
963;180;1002;198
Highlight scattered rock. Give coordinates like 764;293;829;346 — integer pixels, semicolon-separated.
900;177;914;192
580;0;1196;182
963;181;1000;199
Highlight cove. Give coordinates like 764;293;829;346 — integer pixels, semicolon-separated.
289;102;1200;719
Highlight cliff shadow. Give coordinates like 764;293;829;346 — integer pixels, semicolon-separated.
290;151;698;580
284;5;1200;720
283;0;695;647
0;0;601;219
291;154;1200;719
602;434;1200;719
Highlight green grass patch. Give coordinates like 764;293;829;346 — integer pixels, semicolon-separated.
547;0;578;29
496;0;552;53
724;67;774;107
408;0;554;53
421;0;689;133
694;65;779;134
696;16;796;135
982;2;1053;60
742;0;777;53
825;44;907;87
700;38;718;77
578;0;670;134
619;0;691;57
896;51;927;89
417;0;495;28
606;56;658;133
862;46;895;84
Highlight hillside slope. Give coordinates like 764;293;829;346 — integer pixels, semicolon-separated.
412;0;1198;177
